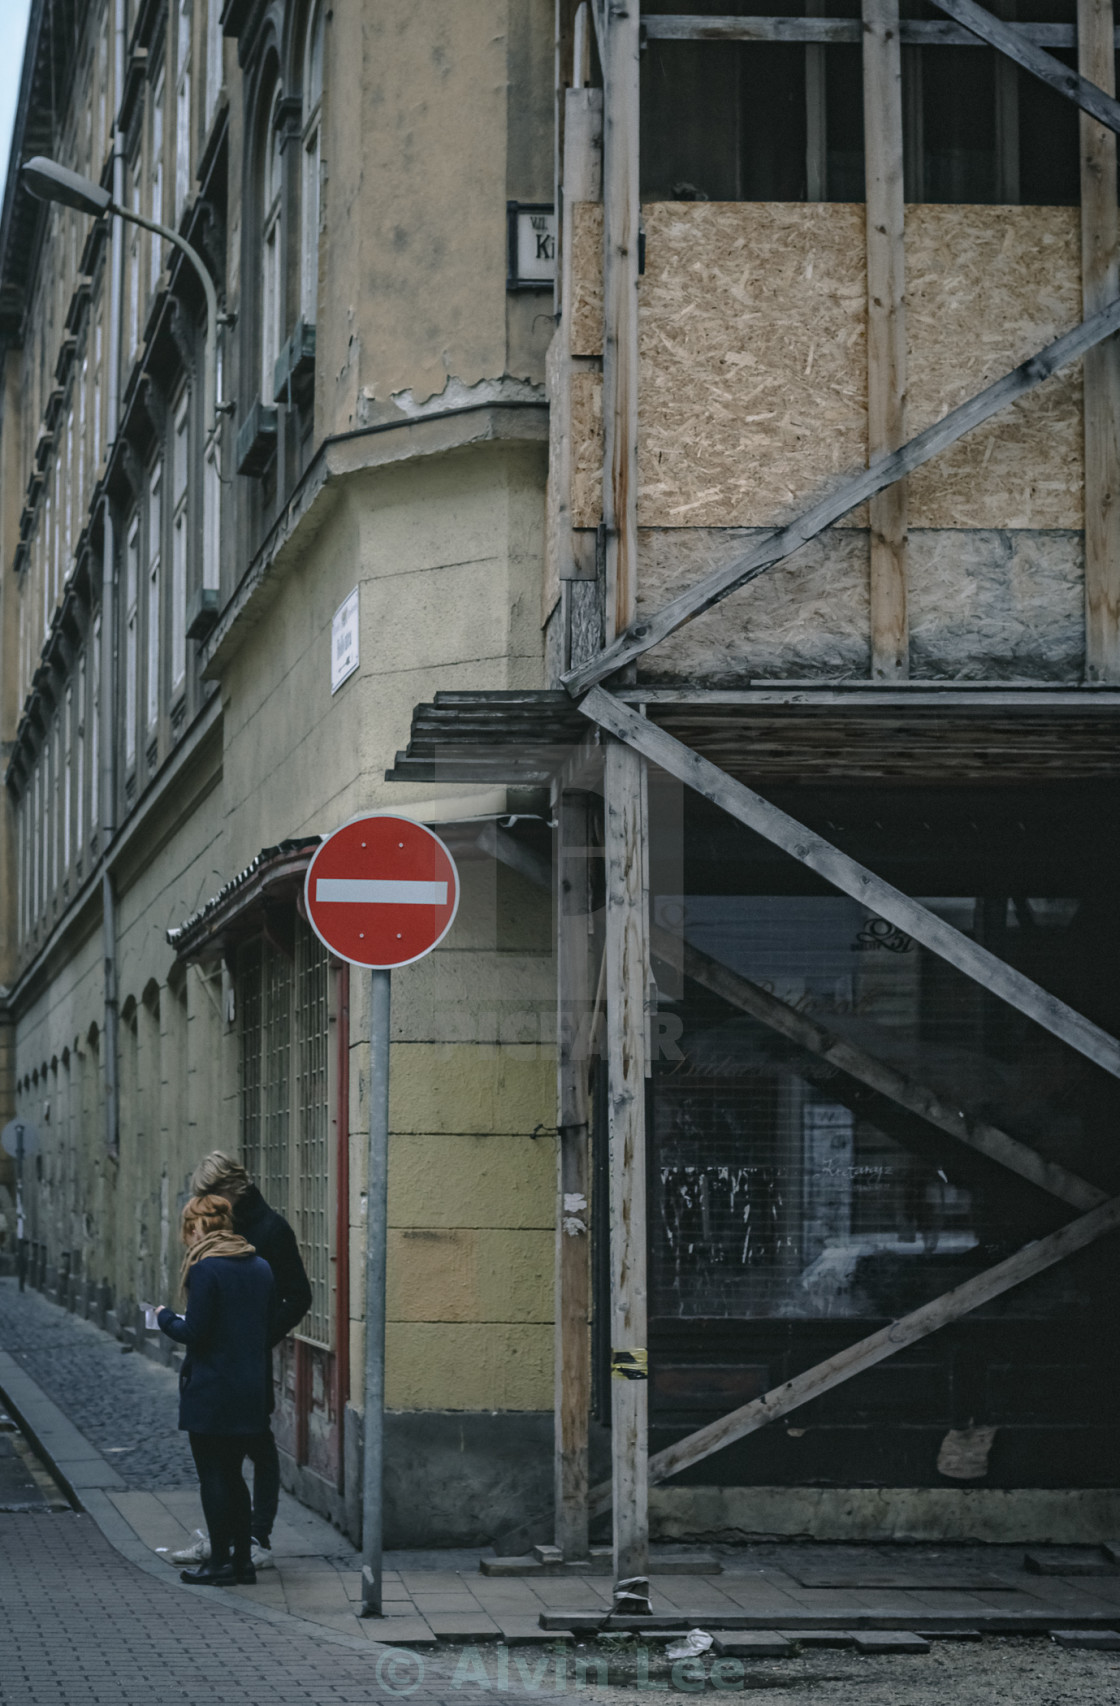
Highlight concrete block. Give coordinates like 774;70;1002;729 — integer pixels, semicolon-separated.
360;1616;436;1645
389;1044;553;1134
387;1227;553;1325
495;1618;574;1645
388;1132;554;1228
1025;1550;1120;1576
787;1631;856;1648
385;1320;552;1410
425;1612;501;1639
851;1632;930;1654
1050;1629;1120;1650
712;1631;792;1659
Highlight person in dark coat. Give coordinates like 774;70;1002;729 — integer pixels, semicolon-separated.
169;1152;311;1570
157;1194;275;1585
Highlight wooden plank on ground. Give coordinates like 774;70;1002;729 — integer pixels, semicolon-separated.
561;293;1120;694
1080;0;1120;681
584;1190;1120;1516
652;925;1107;1212
581;691;1120;1080
863;0;909;678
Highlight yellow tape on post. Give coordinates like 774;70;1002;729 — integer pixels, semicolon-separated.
611;1348;648;1381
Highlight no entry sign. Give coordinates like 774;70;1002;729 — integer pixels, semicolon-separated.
304;814;460;968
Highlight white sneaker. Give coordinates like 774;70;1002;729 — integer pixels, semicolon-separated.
170;1529;211;1565
250;1540;275;1570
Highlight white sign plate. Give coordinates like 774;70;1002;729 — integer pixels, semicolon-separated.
515;208;556;283
331;588;360;693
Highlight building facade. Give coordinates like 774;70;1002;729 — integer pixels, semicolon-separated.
4;0;1120;1570
0;0;560;1544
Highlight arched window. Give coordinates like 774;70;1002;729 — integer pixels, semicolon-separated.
260;85;284;397
300;4;323;327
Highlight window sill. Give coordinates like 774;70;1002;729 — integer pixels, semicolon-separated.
236;398;279;477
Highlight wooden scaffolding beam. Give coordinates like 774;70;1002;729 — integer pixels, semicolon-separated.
863;0;909;679
1080;0;1120;681
554;789;594;1561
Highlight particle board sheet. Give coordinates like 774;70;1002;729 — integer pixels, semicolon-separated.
570;202;604;357
638;202;869;528
906;205;1083;530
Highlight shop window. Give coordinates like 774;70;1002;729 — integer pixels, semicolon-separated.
237;917;333;1346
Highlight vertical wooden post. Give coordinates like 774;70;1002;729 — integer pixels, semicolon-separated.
805;0;827;201
1079;0;1120;681
601;0;641;645
862;0;909;680
554;788;594;1560
604;738;649;1582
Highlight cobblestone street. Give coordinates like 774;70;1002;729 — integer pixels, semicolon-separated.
0;1282;193;1488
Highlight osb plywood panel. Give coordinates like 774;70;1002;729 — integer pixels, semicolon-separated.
910;529;1084;679
570;202;604;357
906;206;1083;530
639;203;868;528
570;369;603;529
565;202;1084;534
636;526;870;682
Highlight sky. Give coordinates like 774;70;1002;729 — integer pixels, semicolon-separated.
0;0;33;190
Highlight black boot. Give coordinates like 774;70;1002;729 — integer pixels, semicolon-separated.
180;1560;235;1586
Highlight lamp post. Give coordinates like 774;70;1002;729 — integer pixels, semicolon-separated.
22;155;223;432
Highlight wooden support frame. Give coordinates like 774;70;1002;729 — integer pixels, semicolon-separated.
603;738;651;1579
584;1189;1120;1516
602;0;641;646
554;789;595;1560
582;689;1120;1079
642;14;1110;45
863;0;909;679
654;926;1107;1213
1080;0;1120;681
562;292;1120;694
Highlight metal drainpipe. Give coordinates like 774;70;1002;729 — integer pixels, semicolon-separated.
99;0;126;1156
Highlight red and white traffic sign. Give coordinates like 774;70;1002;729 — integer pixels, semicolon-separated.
304;814;460;969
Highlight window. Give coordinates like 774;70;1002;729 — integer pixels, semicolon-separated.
76;652;85;858
238;917;333;1345
171;393;189;692
91;615;100;833
638;20;1081;205
125;515;139;770
128;155;141;356
63;687;72;873
176;0;192;221
64;409;73;572
261;87;284;396
50;721;58;895
151;70;165;291
205;0;222;127
147;461;163;731
203;435;220;593
300;4;324;327
93;316;103;468
33;762;41;920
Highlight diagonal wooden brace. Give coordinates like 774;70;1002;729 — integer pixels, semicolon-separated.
655;925;1107;1213
562;295;1120;694
931;0;1120;136
586;1189;1120;1517
581;688;1120;1079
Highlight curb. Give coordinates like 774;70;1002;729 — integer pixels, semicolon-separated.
0;1351;420;1666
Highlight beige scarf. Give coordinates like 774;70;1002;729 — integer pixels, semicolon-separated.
178;1230;257;1303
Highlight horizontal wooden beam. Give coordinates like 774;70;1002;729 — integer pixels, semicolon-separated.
581;689;1120;1080
931;0;1120;137
643;14;1105;46
655;925;1107;1212
587;1188;1120;1516
562;293;1120;695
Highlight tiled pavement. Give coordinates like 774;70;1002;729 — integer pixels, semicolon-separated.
5;1278;1120;1653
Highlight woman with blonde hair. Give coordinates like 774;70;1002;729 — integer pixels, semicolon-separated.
156;1193;274;1585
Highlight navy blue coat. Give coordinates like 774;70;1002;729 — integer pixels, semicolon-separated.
158;1254;275;1435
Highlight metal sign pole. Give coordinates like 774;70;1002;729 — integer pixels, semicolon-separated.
361;966;391;1616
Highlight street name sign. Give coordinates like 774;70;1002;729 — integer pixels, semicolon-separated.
303;813;459;969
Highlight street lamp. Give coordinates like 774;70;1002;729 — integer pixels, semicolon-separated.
22;155;223;432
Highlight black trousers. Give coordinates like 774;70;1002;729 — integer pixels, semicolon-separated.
188;1432;254;1567
245;1424;280;1545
